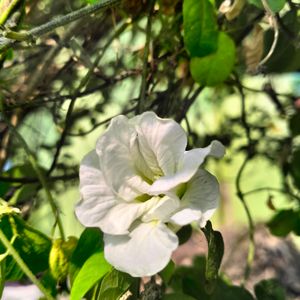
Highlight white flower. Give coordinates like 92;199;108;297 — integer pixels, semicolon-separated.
75;111;224;277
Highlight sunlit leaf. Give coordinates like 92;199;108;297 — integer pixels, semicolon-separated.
248;0;286;13
0;213;51;280
70;251;111;300
69;227;104;284
183;0;218;57
190;32;236;86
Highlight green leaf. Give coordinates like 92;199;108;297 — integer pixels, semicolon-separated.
0;165;37;197
0;213;51;280
159;260;175;284
183;0;218;57
254;279;286;300
163;293;197;300
8;183;39;206
69;227;104;284
248;0;286;13
97;268;135;300
267;209;300;237
177;224;192;245
212;280;254;300
201;221;224;293
70;251;111;300
190;32;236;86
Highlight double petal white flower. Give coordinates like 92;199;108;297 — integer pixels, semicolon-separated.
76;112;224;277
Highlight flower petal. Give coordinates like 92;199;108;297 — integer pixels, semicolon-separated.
133;112;187;176
142;195;180;223
104;222;178;277
170;169;220;227
99;197;160;235
76;150;116;227
149;140;225;194
96;115;150;201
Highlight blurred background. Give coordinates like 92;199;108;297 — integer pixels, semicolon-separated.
0;0;300;298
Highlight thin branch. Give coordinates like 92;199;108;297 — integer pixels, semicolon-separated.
243;186;300;204
68;106;137;136
0;0;122;52
0;98;65;240
235;80;255;281
0;172;78;184
1;69;140;112
235;156;255;281
175;86;204;123
137;0;155;114
47;98;76;175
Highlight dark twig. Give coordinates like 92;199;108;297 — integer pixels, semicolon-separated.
137;0;155;114
0;172;78;184
47;98;76;175
68;106;137;136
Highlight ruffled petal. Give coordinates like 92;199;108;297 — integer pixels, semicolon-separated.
76;150;116;227
149;140;225;194
104;222;178;277
142;195;180;223
170;169;220;227
132;112;187;177
99;197;160;235
96;115;150;201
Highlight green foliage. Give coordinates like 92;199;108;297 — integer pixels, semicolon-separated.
163;293;197;300
159;260;175;284
0;210;51;280
69;227;105;283
267;209;300;236
183;0;218;57
70;251;111;300
190;32;236;86
254;279;286;300
202;221;224;293
169;256;254;300
97;268;136;300
177;224;193;245
248;0;286;13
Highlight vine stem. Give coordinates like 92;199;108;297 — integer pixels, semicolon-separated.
0;229;55;300
0;0;122;52
0;98;65;241
137;0;155;114
235;78;255;281
235;156;255;281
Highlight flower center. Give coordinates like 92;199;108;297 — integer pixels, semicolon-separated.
135;194;152;203
175;183;187;198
